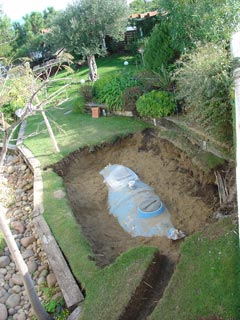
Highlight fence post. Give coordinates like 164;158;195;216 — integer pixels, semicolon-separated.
231;32;240;242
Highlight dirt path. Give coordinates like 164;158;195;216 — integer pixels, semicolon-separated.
54;129;218;267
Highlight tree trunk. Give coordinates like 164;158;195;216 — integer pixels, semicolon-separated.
0;207;51;320
87;54;98;82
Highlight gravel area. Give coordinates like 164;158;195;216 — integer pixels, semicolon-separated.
0;153;63;320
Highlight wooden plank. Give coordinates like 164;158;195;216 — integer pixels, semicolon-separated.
33;215;84;308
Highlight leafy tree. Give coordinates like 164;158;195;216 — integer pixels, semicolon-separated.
158;0;240;54
0;9;14;57
12;8;57;60
144;22;175;71
130;0;160;13
49;0;129;81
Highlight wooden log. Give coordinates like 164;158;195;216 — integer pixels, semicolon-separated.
33;215;84;308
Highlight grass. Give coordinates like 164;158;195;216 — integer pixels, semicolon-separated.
24;110;148;168
42;170;98;286
0;232;5;255
149;218;240;320
81;247;158;320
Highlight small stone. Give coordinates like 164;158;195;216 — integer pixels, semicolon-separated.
16;312;26;320
0;268;7;275
47;273;57;288
21;236;35;248
6;293;21;308
0;292;10;304
37;276;46;285
8;307;15;315
0;256;10;268
7;166;15;174
20;165;27;171
53;190;66;199
27;260;37;273
0;303;8;320
22;249;34;259
0;287;7;298
11;221;25;234
39;269;48;278
12;285;22;294
12;274;23;286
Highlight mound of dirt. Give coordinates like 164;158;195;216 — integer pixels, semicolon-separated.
53;129;219;267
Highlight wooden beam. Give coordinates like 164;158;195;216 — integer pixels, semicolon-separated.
33;215;84;309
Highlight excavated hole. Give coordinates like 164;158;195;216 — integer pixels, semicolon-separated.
53;129;219;267
52;128;220;318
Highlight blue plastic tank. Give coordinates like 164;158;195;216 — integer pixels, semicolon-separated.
100;164;185;239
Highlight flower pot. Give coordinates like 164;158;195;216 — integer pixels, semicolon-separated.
91;107;100;118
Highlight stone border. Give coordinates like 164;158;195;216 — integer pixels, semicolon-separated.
16;122;84;312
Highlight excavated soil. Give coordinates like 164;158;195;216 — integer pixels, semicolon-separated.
53;129;219;267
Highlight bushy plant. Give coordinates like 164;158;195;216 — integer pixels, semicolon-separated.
136;90;176;118
93;72;139;110
174;42;232;140
80;85;93;102
144;22;175;71
122;86;143;114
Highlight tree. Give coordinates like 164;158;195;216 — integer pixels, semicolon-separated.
12;8;57;60
0;54;73;166
157;0;240;54
0;9;14;57
49;0;129;81
130;0;160;13
144;22;175;71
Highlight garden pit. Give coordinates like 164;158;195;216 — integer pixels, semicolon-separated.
53;129;219;267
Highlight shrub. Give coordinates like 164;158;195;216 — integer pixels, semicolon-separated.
93;72;140;111
136;90;176;118
144;22;175;71
122;86;143;115
80;85;93;102
174;42;232;141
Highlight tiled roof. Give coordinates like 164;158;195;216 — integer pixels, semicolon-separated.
129;10;158;20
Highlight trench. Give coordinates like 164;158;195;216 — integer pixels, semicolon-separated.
52;128;220;317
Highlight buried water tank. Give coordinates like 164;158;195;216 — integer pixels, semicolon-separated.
100;164;185;240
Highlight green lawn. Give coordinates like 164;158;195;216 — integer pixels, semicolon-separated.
149;218;240;320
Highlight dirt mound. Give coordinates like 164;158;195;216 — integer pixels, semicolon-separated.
53;129;218;267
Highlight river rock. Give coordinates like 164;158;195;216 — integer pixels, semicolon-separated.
7;166;15;174
22;249;34;259
27;260;37;273
20;236;35;248
54;189;66;199
47;273;57;288
12;285;22;294
0;303;8;320
0;268;7;275
37;276;46;285
11;221;25;234
6;294;21;308
15;311;26;320
0;256;10;268
12;274;23;286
